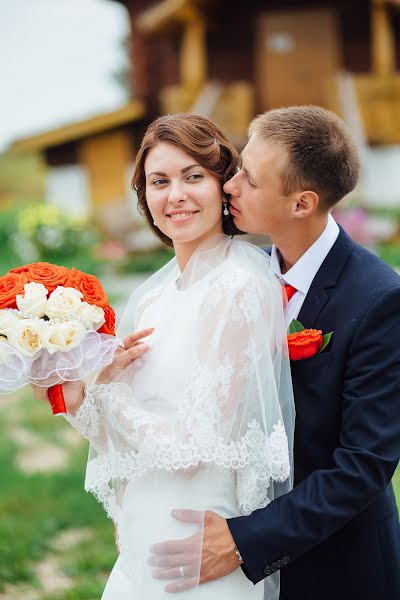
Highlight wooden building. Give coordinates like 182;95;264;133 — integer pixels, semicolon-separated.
114;0;400;145
9;0;400;226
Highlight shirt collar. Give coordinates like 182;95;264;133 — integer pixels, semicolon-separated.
270;214;340;295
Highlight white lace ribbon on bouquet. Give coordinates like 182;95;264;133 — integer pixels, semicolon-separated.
0;330;120;391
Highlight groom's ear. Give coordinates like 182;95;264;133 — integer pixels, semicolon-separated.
292;190;320;219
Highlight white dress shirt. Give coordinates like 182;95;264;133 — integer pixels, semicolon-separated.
271;214;340;328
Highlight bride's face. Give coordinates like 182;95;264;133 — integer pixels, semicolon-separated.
144;142;224;245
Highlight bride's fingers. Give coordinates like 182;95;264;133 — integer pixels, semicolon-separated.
31;384;49;403
116;343;150;370
122;328;154;349
97;343;150;383
123;344;150;368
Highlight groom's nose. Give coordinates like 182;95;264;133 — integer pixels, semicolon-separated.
224;174;239;197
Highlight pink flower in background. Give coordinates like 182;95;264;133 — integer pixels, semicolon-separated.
332;207;375;246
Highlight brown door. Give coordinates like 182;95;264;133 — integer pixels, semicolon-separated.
256;8;340;110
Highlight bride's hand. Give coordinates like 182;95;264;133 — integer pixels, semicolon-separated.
96;327;154;384
31;380;85;415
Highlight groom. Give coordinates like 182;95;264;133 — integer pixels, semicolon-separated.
149;106;400;599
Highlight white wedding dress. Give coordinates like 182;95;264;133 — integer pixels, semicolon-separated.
65;235;295;599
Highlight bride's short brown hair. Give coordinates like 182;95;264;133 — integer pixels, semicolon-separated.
132;113;240;247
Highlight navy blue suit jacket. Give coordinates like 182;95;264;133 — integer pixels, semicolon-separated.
228;227;400;600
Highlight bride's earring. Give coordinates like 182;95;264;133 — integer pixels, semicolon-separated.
223;202;229;216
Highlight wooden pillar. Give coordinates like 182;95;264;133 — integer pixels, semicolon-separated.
79;131;132;209
371;0;396;75
180;10;207;92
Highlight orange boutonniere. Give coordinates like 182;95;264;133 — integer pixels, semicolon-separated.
287;320;333;361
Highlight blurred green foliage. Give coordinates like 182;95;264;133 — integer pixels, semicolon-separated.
377;242;400;269
0;202;102;276
119;247;175;274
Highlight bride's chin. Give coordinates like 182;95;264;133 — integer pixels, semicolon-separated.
167;229;204;244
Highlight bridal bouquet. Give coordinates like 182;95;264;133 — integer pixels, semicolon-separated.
0;262;120;414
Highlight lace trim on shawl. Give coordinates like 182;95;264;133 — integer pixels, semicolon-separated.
76;383;290;519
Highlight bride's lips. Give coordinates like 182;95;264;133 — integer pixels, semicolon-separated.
166;210;200;223
229;203;241;216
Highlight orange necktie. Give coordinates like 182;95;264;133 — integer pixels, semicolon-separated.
283;283;297;302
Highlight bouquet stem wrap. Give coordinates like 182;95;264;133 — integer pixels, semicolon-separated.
48;384;66;415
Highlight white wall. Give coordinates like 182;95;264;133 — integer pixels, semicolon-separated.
45;165;90;216
362;146;400;207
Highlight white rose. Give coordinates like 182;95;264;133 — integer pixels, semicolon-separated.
7;319;47;357
46;286;83;319
78;302;105;330
0;310;20;336
16;282;48;318
45;321;86;355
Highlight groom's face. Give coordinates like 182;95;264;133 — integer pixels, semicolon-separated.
223;134;296;238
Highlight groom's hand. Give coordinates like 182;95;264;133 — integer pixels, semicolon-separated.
148;510;240;592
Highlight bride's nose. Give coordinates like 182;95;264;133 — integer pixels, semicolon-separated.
168;181;186;205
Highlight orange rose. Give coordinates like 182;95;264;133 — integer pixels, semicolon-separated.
68;268;108;307
0;272;28;308
10;262;69;294
97;304;116;335
287;329;323;361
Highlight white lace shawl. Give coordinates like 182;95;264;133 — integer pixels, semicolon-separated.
65;235;295;522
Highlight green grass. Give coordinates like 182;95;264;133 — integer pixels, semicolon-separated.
0;390;115;596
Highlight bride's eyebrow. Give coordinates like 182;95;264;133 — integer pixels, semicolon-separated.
147;164;203;179
147;171;167;178
181;164;203;173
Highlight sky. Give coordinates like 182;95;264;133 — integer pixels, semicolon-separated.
0;0;130;151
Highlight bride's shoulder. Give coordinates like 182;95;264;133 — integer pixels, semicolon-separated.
223;239;275;289
209;243;275;303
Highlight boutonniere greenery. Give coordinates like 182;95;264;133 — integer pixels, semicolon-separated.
287;320;333;361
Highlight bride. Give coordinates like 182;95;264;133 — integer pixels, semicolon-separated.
57;114;295;598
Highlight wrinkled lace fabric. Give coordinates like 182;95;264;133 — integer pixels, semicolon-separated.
65;234;295;599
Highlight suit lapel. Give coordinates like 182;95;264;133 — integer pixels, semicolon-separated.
297;226;354;328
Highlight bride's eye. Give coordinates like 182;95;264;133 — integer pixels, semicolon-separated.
152;178;168;186
186;173;203;182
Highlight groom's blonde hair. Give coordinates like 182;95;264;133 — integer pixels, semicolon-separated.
249;105;360;208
